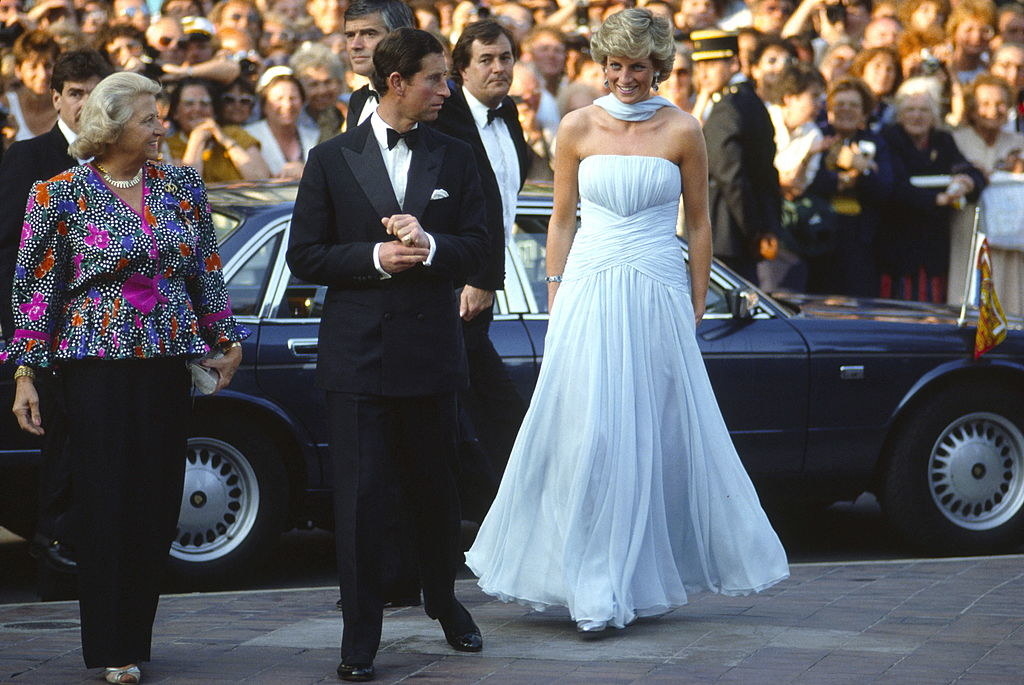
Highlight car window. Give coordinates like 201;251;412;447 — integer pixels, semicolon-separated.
276;273;327;319
226;233;281;316
510;213;549;314
705;280;728;315
509;212;728;316
211;210;244;245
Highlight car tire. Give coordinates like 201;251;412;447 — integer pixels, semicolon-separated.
882;383;1024;554
167;423;288;582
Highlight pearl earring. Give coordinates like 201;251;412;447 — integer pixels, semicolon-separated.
604;79;609;89
652;72;661;92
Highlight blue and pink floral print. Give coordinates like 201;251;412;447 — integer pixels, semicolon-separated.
3;162;249;368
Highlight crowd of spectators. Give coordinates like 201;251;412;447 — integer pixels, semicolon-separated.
1;0;1022;308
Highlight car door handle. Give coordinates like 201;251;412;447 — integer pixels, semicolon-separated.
288;338;318;358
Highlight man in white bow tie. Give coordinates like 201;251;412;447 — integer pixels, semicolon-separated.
287;27;489;683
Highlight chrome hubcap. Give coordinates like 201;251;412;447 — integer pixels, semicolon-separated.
929;412;1024;531
171;438;260;563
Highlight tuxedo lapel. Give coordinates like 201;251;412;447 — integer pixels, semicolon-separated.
341;123;402;219
446;86;484;146
44;125;74;168
402;129;444;219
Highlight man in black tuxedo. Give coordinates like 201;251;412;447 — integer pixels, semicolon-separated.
287;28;488;683
343;0;414;131
431;20;531;515
0;49;111;583
693;30;781;283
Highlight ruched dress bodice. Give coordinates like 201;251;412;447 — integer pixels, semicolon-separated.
566;155;687;291
466;152;787;631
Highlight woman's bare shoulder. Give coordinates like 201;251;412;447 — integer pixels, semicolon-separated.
657;105;701;133
558;105;598;135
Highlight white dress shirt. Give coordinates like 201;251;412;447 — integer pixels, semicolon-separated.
369;111;436;279
463;87;520;244
358;87;380;125
57;117;90;164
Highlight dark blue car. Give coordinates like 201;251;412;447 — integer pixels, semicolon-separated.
3;181;1023;581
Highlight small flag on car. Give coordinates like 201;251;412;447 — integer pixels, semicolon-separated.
974;238;1008;359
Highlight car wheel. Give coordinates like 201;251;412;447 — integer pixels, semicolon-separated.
882;384;1024;554
168;425;288;582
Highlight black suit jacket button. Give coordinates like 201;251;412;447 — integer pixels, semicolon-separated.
383;312;393;321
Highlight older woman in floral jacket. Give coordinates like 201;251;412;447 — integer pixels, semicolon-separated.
4;73;248;685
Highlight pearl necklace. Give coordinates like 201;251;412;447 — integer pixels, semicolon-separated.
96;164;143;189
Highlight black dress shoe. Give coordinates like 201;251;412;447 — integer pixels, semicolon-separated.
29;534;77;573
438;602;483;653
336;662;375;681
443;628;483;652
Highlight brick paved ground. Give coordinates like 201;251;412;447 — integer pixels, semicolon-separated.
1;556;1022;684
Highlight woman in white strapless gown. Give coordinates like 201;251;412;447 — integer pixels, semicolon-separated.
464;10;788;632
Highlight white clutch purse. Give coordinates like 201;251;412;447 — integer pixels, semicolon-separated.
189;350;223;395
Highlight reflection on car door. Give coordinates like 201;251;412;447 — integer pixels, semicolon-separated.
225;222;329;487
697;309;809;478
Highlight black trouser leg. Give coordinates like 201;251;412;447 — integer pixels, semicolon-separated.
329;392;461;665
461;306;526;479
63;358;189;668
34;371;71;548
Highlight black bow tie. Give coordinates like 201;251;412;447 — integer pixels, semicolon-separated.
487;101;514;125
386;127;419;150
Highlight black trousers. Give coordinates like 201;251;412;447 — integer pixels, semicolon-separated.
34;370;71;545
460;305;526;481
328;391;461;665
62;358;189;668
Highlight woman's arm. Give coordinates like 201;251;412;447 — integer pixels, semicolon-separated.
781;0;821;38
178;166;250;354
675;114;712;325
546;110;584;312
226;142;272;179
181;122;213;176
4;179;68;370
12;372;42;435
162;58;241;85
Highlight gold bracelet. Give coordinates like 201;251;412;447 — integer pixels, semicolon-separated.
221;341;242;351
14;365;35;381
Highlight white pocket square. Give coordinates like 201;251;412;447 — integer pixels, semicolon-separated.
430;189;449;200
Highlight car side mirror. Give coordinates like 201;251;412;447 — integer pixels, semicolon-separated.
726;288;758;319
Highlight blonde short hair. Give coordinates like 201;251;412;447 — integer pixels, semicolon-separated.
69;72;161;160
894;76;943;121
589;8;675;81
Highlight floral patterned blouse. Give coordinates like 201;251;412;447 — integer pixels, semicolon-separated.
2;162;249;368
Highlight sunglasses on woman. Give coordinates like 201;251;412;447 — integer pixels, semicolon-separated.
222;93;255;106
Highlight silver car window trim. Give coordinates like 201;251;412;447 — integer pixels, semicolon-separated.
259;221;298;320
222;217;287;282
223;216;291;320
